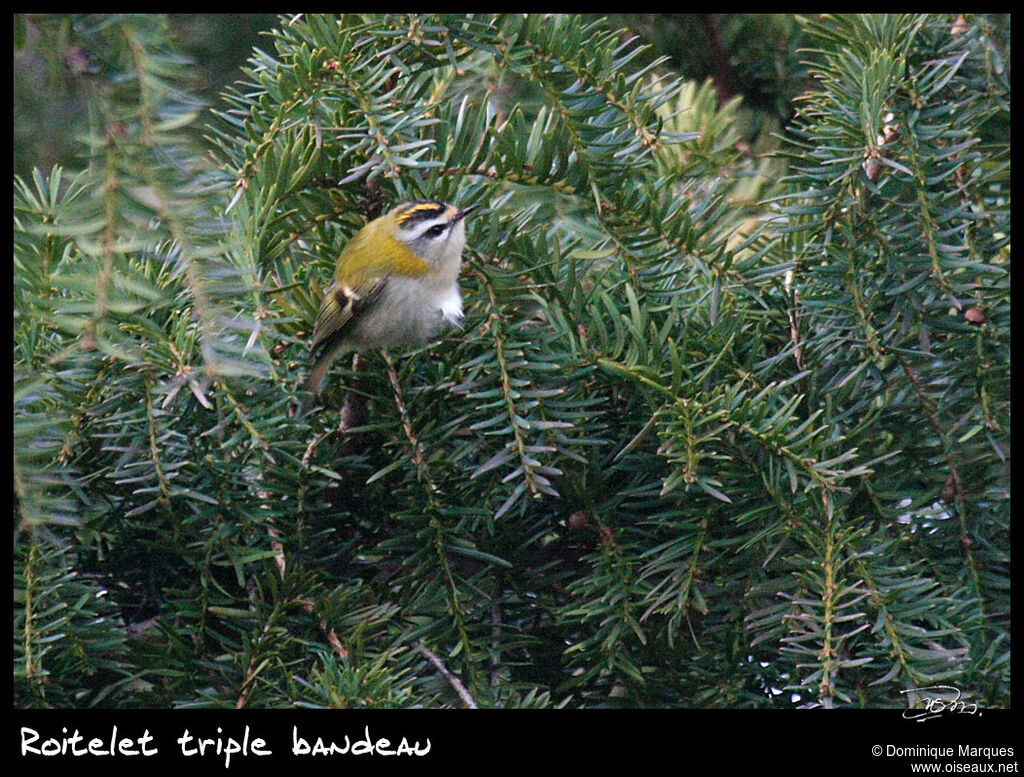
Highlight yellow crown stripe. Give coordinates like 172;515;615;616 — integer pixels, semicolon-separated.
395;201;451;224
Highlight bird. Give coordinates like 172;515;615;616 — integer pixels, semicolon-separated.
299;199;475;414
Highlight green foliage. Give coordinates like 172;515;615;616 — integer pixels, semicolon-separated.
14;540;135;707
13;14;275;179
759;13;1010;705
13;13;1009;709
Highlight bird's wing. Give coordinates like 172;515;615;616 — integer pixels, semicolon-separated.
309;275;388;364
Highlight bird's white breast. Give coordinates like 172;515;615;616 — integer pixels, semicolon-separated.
438;285;464;326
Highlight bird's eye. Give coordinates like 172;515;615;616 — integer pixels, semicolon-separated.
426;224;448;238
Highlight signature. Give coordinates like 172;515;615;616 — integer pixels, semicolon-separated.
901;685;981;722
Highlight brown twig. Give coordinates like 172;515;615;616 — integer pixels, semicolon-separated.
301;352;371;465
383;351;431;484
419;643;478;709
295;355;376;663
699;15;738;102
338;352;370;434
786;276;804;371
490;591;503;692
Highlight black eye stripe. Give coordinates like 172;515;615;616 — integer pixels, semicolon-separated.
426;223;448;238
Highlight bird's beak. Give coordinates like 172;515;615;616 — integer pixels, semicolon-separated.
455;205;477;222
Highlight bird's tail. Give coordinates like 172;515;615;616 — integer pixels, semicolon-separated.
297;354;334;416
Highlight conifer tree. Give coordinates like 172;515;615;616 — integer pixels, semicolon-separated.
14;13;1009;708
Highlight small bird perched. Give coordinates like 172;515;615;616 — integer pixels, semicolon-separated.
299;200;475;413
